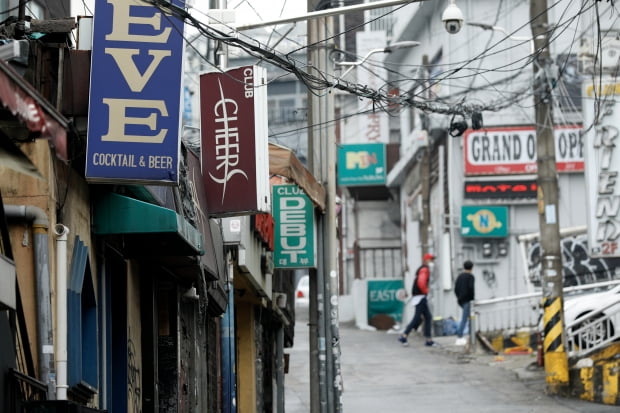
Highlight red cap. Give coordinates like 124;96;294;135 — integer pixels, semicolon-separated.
423;253;436;261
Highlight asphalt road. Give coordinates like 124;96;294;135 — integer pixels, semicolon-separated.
285;305;618;413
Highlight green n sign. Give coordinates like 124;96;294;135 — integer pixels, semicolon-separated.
461;206;509;237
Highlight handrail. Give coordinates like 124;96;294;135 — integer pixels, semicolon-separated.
474;280;620;306
473;280;620;335
565;300;620;358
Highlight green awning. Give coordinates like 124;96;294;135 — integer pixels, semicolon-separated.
93;193;204;257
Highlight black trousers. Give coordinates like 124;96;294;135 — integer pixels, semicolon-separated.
403;295;432;339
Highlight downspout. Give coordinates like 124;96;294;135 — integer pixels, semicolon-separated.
221;251;237;413
54;224;69;400
4;204;55;398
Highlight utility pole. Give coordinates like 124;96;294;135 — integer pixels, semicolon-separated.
420;55;432;258
307;2;339;411
233;2;427;412
529;0;569;393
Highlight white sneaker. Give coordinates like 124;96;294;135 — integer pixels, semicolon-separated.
455;337;467;346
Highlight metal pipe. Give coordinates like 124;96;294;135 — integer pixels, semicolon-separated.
4;204;55;399
236;0;426;31
275;326;285;413
54;224;69;400
221;252;237;413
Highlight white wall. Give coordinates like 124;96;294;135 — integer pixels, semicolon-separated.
388;0;602;326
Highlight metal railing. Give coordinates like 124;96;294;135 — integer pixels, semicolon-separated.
353;243;401;280
8;368;47;413
473;281;620;357
566;301;620;358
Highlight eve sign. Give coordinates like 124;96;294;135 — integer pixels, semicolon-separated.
272;184;316;269
86;0;185;184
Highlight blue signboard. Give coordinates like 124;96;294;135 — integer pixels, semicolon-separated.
85;0;185;184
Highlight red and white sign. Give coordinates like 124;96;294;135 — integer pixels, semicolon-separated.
464;126;584;175
200;66;270;216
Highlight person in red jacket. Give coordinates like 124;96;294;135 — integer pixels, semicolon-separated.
398;253;438;347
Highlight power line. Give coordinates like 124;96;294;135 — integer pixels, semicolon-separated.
145;0;614;124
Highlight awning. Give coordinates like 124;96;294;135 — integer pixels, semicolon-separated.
0;59;69;161
268;143;326;212
93;193;204;258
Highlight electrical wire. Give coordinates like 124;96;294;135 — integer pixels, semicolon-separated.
138;0;618;126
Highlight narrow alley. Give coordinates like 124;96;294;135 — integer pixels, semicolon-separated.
286;310;619;413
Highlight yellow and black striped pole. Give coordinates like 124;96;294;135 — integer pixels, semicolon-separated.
530;0;569;394
542;292;568;390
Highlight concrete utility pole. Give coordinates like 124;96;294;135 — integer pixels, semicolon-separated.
307;1;340;411
420;55;432;258
529;0;569;393
233;2;427;411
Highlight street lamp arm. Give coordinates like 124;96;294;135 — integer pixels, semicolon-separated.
335;41;420;81
335;48;383;81
234;0;428;31
467;22;532;42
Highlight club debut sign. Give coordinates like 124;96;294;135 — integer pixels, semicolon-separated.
273;184;316;269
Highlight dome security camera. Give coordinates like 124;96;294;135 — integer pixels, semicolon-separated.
442;1;464;34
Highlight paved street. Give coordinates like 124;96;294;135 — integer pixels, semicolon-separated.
285;308;618;413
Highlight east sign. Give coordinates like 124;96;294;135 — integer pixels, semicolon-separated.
272;184;316;269
86;0;185;184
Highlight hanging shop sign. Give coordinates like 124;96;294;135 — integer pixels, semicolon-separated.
583;79;620;258
463;126;583;175
355;30;389;144
337;143;386;186
251;213;275;252
273;184;316;269
200;65;270;216
86;0;185;184
461;206;509;238
464;179;537;200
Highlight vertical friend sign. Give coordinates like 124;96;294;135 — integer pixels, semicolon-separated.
583;79;620;258
273;184;316;269
86;0;185;184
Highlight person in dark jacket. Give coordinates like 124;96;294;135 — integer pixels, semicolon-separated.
398;253;438;347
454;260;475;345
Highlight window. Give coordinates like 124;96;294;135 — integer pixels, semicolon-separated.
68;236;98;400
267;97;305;124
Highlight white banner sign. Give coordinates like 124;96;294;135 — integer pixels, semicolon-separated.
583;79;620;257
355;30;389;143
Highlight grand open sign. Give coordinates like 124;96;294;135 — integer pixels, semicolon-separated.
464;126;583;175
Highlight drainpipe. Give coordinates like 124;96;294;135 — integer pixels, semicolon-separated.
221;251;237;413
54;224;69;400
4;204;55;399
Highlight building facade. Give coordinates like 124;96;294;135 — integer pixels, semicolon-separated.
0;2;319;413
385;0;620;328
